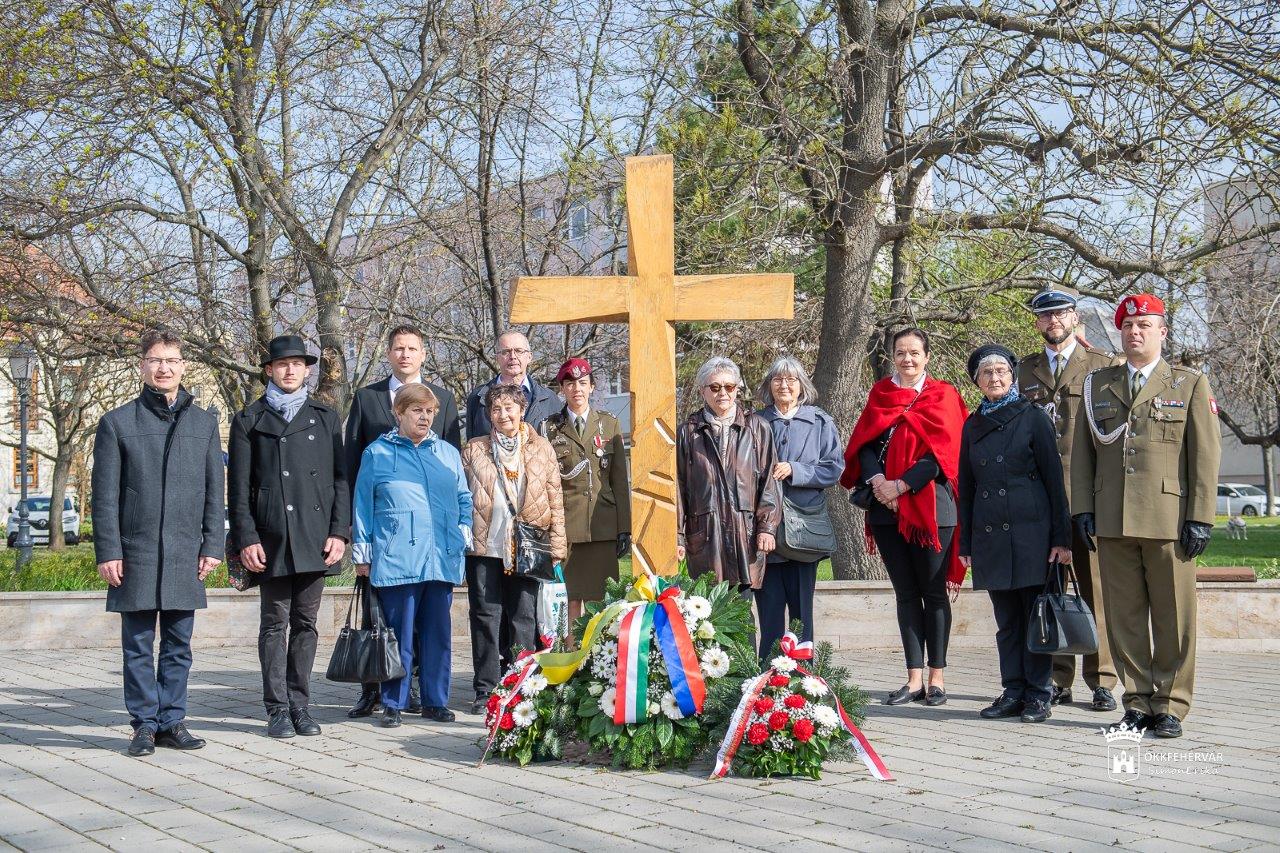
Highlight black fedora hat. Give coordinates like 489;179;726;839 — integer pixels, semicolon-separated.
261;334;318;367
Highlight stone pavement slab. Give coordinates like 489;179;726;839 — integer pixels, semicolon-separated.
0;643;1274;851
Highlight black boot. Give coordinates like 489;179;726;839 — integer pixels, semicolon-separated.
347;684;381;719
407;676;423;715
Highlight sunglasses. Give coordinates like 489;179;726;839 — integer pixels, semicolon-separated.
705;383;738;394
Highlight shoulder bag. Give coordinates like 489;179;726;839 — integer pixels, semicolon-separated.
498;481;557;582
326;577;407;683
849;395;918;511
1027;560;1099;655
774;495;837;562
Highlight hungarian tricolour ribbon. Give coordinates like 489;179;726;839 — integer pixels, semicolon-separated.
711;632;894;782
614;576;706;723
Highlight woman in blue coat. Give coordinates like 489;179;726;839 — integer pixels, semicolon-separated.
352;384;473;728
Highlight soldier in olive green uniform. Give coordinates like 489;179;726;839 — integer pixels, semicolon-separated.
1071;294;1221;739
544;358;631;611
1018;287;1120;713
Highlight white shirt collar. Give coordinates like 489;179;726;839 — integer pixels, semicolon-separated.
892;372;926;393
1127;359;1159;383
569;407;590;426
1045;339;1078;365
389;373;423;392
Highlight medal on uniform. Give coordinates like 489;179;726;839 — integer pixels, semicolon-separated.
1153;397;1162;410
593;433;604;457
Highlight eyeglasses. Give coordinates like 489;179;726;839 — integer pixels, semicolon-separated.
978;367;1012;379
705;383;738;394
143;358;184;369
1038;309;1074;320
770;376;798;385
498;348;531;358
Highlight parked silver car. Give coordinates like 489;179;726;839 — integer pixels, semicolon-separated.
6;496;81;546
1216;483;1280;517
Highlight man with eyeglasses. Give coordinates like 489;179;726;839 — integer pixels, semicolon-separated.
92;330;224;757
1017;286;1122;714
464;330;559;439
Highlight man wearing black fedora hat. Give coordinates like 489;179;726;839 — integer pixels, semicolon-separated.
228;334;350;739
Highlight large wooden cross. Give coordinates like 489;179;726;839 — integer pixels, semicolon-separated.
510;155;794;576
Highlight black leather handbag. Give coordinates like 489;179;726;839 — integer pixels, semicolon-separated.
774;496;837;562
498;486;557;581
326;578;407;683
1027;561;1098;655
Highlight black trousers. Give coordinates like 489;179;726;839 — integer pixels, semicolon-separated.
258;573;326;712
872;524;954;670
121;609;194;733
988;585;1053;703
755;558;818;661
467;555;538;696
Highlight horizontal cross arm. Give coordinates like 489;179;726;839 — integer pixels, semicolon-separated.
672;273;795;321
508;276;634;324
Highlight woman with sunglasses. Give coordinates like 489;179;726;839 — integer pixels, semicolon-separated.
676;357;782;641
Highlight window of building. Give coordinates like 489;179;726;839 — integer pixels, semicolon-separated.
11;448;38;491
566;200;588;241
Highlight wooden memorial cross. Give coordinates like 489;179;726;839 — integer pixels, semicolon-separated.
509;154;794;576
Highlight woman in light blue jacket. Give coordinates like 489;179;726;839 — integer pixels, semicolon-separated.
352;384;473;728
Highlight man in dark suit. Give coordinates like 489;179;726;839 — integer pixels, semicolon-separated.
344;323;461;718
464;330;560;439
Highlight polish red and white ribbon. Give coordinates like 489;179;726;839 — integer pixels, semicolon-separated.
478;651;538;766
711;632;894;782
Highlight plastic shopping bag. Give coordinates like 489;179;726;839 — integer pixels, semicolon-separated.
536;564;569;650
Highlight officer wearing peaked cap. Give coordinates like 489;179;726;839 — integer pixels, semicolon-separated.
1017;286;1121;713
1071;294;1221;739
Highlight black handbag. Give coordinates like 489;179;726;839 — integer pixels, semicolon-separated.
1027;561;1099;655
326;578;407;683
774;496;837;562
498;485;557;581
849;397;917;512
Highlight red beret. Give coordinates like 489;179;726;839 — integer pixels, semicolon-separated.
555;357;593;383
1114;293;1165;329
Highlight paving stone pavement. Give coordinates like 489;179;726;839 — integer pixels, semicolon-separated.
0;641;1274;852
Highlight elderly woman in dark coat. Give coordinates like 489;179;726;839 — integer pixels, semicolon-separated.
957;344;1072;725
676;356;782;601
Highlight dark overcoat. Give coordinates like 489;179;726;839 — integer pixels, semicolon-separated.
227;396;350;578
344;377;462;501
957;398;1070;590
92;386;224;613
465;376;560;440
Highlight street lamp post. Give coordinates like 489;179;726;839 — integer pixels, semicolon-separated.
9;344;36;572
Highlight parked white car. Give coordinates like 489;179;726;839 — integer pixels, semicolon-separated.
1216;483;1280;517
6;496;81;546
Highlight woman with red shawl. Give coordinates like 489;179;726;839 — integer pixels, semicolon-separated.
840;328;968;707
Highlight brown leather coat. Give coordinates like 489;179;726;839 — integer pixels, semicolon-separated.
462;432;568;561
676;408;782;588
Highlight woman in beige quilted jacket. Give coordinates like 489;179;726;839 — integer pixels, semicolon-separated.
462;383;566;713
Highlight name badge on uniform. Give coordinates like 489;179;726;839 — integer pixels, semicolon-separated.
1024;383;1041;393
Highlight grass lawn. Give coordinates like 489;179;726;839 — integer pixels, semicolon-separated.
2;516;1276;591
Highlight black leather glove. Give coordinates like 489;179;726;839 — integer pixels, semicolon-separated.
1073;513;1096;552
1180;521;1212;559
616;532;631;559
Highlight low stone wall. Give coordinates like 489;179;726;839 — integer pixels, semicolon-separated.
2;580;1276;652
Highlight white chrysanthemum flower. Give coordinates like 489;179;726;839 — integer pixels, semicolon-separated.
701;646;731;678
647;700;660;716
521;674;549;696
599;687;617;716
587;681;604;697
512;700;536;728
660;691;684;720
686;596;712;620
771;655;798;673
813;705;841;731
604;619;620;638
695;621;716;640
601;639;619;658
800;676;827;697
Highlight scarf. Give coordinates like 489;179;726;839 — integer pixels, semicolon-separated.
704;405;738;457
840;376;968;583
491;423;529;569
265;382;308;422
977;386;1021;416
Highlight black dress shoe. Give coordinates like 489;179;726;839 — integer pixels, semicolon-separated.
1108;709;1155;734
290;708;321;736
381;708;402;728
980;694;1025;719
1153;713;1183;738
267;709;296;739
470;694;490;716
1050;686;1073;706
422;706;456;723
924;686;947;706
1021;699;1051;723
127;728;156;757
348;684;381;719
1091;687;1118;712
884;685;926;706
407;681;423;715
155;723;206;750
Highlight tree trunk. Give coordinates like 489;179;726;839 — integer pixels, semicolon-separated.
1264;445;1275;517
308;259;350;410
47;444;73;550
811;212;885;580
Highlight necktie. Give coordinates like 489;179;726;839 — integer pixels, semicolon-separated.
1053;354;1066;382
1131;371;1145;399
575;417;585;437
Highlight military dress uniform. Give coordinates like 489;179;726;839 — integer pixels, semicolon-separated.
1019;296;1121;706
1071;295;1221;729
544;359;631;602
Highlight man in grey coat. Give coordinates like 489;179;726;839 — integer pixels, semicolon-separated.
93;330;224;758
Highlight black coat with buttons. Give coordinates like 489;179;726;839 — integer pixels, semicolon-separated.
228;396;350;578
957;397;1069;590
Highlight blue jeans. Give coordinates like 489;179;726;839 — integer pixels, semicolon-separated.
120;609;195;733
376;581;452;710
